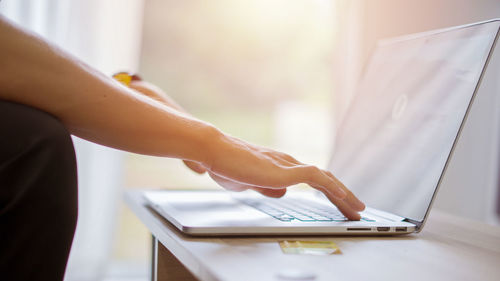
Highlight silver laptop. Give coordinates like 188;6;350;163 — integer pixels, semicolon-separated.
144;19;500;236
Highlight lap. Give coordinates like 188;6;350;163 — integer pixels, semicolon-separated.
0;100;78;281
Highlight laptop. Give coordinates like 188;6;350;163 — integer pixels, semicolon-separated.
144;19;500;236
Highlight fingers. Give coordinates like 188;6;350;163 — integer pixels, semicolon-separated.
305;180;361;220
324;170;365;212
244;148;362;212
263;152;350;201
129;81;169;103
251;187;287;198
183;160;207;174
298;165;347;199
268;153;349;202
276;153;302;165
319;170;364;220
205;137;363;218
209;172;287;198
292;165;364;220
260;149;303;167
322;191;362;220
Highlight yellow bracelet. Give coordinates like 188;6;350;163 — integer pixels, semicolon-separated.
112;72;142;87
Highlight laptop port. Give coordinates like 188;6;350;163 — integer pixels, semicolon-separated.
377;227;390;232
395;227;407;232
347;227;371;231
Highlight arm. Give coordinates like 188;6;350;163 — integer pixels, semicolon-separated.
128;80;208;174
0;16;211;161
0;16;365;219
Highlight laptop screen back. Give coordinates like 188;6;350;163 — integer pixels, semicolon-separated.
328;21;499;222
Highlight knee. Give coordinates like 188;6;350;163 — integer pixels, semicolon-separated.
0;101;76;172
35;114;79;231
0;104;78;280
29;110;78;232
0;102;78;233
34;110;77;171
13;102;77;184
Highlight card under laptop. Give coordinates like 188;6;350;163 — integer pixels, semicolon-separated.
144;19;500;236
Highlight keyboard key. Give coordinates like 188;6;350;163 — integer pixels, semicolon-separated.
295;216;317;221
275;215;295;221
310;216;333;221
239;197;372;223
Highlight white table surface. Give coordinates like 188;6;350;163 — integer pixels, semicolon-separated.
125;191;500;281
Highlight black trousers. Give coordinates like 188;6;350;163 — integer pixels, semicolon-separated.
0;101;78;281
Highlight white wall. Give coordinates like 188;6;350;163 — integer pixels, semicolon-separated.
332;0;500;224
0;0;144;280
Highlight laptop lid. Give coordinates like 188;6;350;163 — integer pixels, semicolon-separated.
327;20;500;230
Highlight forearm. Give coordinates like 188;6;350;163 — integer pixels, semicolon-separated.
0;16;365;217
0;15;218;164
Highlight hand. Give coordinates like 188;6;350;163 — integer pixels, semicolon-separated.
129;80;207;174
203;134;366;220
129;80;365;220
208;172;287;198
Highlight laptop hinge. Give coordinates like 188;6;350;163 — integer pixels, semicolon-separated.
403;217;423;230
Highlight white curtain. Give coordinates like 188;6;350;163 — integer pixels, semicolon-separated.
0;0;144;280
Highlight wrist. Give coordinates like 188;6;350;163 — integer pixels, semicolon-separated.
198;124;225;169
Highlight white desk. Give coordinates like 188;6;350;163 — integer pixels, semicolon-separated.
125;191;500;281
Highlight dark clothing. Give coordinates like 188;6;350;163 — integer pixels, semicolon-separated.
0;100;78;281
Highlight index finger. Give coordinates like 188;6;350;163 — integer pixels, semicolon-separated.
323;170;365;211
292;165;364;220
296;165;347;199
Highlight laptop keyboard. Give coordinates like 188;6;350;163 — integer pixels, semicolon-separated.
239;197;375;222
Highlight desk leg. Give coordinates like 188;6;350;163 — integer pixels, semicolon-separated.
151;235;198;281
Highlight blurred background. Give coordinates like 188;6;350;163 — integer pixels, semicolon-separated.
119;0;338;279
1;0;499;280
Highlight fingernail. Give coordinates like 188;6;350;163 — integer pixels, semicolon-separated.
356;201;366;211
